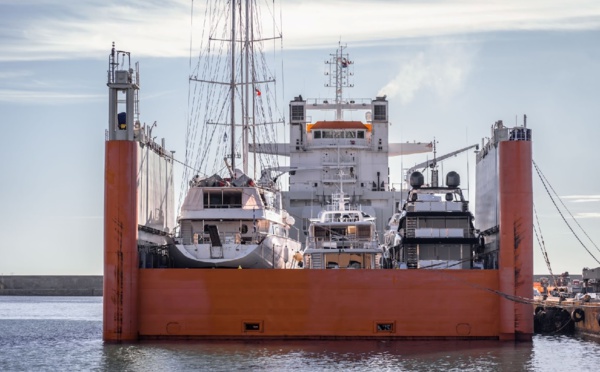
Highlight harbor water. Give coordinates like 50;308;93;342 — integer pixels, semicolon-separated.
1;297;599;371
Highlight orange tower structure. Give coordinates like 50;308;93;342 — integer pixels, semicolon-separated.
498;139;534;340
476;120;533;341
103;46;139;342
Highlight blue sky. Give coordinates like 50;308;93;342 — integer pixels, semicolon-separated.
0;0;599;275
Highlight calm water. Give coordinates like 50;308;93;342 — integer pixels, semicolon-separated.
1;297;599;371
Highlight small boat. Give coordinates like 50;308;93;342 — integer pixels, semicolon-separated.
302;181;382;269
382;169;481;269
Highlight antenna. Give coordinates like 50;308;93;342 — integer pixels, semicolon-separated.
324;42;354;120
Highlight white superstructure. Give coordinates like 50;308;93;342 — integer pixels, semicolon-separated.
251;44;432;241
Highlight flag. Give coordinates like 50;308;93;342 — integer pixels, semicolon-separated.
255;88;261;96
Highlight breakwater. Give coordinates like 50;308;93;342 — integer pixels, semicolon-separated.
0;276;102;296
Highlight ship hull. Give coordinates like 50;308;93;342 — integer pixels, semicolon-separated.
137;269;501;339
170;236;302;269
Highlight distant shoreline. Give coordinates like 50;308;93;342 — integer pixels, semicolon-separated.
0;275;103;296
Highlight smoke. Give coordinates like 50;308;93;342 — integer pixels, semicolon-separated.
377;44;475;105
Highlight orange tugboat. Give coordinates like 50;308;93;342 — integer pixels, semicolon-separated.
103;1;533;342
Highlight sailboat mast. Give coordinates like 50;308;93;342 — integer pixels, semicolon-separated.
251;0;257;180
230;0;237;172
243;0;250;175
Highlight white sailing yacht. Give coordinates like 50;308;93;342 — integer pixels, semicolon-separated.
171;0;302;269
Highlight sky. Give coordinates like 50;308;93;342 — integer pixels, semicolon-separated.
0;0;599;276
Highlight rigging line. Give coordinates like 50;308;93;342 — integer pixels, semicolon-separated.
533;160;600;265
181;1;214;212
412;262;538;306
171;154;208;177
534;159;600;254
533;202;557;287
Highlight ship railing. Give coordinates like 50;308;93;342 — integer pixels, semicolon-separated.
195;231;264;245
306;236;379;249
205;203;244;209
322;174;357;184
305;97;373;106
322;155;357;164
290;225;300;243
508;127;532;141
408;228;467;238
308;138;370;148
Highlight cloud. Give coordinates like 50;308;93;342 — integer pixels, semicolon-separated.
377;44;475;104
561;195;600;203
1;0;600;61
574;213;600;219
0;71;34;79
0;67;106;104
0;89;104;104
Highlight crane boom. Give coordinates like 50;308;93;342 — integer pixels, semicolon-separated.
406;143;479;177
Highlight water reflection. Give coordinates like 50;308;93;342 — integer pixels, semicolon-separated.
99;339;537;371
2;297;600;371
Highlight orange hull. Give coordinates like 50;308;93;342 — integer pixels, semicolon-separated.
103;141;139;341
498;140;533;340
137;269;500;339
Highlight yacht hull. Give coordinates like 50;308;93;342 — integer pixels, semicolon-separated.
170;236;302;269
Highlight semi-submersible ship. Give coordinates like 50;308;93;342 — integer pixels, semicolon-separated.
103;1;533;342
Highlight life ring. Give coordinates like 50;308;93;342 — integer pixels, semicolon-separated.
571;308;585;323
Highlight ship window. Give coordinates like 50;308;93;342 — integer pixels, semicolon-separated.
203;190;242;208
291;105;304;121
314;130;322;139
357;225;371;238
241;224;248;234
333;131;342;138
222;191;242;206
374;105;387;121
322;131;333;138
357;131;365;139
345;131;356;138
313;226;329;238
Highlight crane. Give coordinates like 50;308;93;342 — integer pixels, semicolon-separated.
406;143;479;187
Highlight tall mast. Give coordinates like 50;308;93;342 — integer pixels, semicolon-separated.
230;0;237;172
251;1;257;180
243;0;250;175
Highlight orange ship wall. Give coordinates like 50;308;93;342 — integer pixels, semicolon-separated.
104;141;139;341
137;269;500;339
498;140;533;341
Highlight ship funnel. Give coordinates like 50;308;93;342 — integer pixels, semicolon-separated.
409;171;424;189
446;171;460;188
